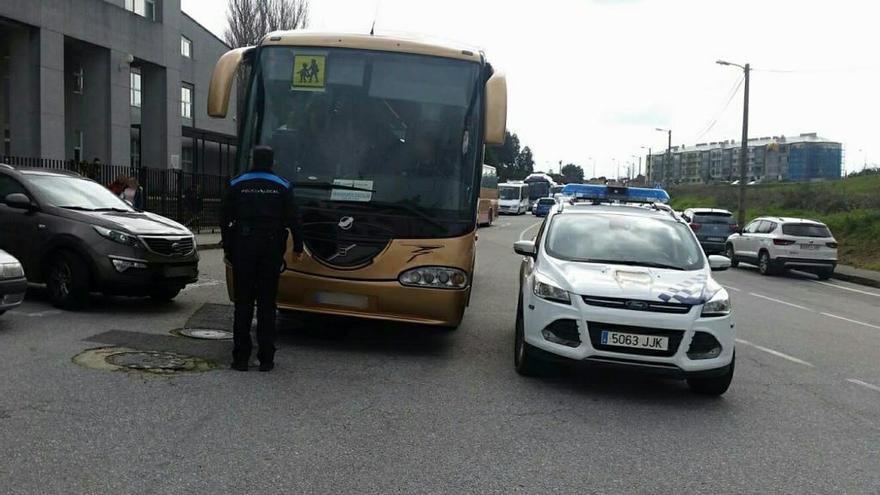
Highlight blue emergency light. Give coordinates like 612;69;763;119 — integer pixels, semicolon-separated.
561;184;670;204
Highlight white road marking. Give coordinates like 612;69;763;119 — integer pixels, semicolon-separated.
736;339;814;367
724;286;741;292
814;280;880;298
820;312;880;330
181;279;223;291
749;292;812;311
846;378;880;393
7;309;62;317
519;221;542;240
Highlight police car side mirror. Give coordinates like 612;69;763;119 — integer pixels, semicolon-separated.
708;255;731;272
514;240;536;258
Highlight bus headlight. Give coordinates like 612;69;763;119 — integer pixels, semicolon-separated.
399;267;468;289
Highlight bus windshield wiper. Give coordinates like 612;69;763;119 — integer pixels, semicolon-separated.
583;259;686;271
292;181;375;193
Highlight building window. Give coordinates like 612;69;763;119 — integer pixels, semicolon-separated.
181;84;193;120
131;126;141;168
125;0;157;21
130;68;141;108
181;36;192;58
72;67;84;94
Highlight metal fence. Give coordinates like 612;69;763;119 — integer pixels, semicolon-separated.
0;156;228;233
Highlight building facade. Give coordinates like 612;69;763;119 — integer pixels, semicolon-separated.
0;0;237;175
646;133;842;185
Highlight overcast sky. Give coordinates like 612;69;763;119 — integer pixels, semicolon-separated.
182;0;879;178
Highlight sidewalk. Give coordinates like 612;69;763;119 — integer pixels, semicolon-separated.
196;233;222;251
832;264;880;289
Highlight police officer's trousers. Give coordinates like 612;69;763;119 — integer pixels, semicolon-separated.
231;232;283;364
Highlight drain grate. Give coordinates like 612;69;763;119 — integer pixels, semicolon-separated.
178;328;233;340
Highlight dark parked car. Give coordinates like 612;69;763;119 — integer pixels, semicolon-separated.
0;165;198;309
682;208;737;254
0;249;26;314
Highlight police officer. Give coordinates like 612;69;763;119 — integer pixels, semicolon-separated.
221;145;303;372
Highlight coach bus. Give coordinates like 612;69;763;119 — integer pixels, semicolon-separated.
523;173;556;210
477;165;498;226
208;32;507;328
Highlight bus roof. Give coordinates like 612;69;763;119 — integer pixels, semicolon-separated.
260;31;484;63
499;182;528;188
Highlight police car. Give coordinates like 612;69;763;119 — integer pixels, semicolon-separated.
512;184;736;395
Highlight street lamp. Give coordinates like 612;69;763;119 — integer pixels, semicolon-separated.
717;59;750;228
655;128;672;186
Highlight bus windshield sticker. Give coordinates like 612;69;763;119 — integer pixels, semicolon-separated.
331;179;373;202
292;54;326;91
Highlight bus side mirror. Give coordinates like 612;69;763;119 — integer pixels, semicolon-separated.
208;46;253;118
484;71;507;145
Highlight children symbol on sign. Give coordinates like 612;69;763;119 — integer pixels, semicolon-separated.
298;58;322;83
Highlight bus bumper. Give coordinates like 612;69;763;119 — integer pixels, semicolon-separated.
227;265;469;327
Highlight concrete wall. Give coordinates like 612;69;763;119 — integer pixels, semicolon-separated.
0;0;236;166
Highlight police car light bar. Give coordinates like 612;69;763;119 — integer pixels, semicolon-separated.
561;184;670;204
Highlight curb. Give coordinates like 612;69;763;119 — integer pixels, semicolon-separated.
831;271;880;289
197;243;223;251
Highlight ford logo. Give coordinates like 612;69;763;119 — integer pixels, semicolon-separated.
338;216;354;230
625;300;648;311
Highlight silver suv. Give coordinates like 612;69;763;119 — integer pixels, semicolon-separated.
725;217;837;279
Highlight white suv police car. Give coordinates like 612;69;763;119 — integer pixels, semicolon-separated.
513;185;735;395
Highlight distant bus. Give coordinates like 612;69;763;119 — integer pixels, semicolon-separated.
477;165;498;226
498;182;529;215
523;173;557;208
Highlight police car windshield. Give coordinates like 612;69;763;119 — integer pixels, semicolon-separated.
545;213;705;271
239;46;482;236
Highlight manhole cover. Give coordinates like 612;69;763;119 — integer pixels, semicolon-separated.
73;347;215;375
106;351;188;370
178;328;233;340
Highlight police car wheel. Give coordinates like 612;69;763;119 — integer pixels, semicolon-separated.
514;296;543;376
687;354;735;396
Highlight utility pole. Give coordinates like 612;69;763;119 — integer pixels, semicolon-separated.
718;60;750;228
655;128;672;185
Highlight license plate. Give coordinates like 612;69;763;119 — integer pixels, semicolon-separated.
600;330;669;350
164;266;196;278
315;291;369;309
800;244;819;250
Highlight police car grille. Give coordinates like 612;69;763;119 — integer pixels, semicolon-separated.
587;322;684;357
142;236;195;256
581;295;692;314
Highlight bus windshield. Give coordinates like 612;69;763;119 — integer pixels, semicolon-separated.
499;187;522;200
239;46;483;238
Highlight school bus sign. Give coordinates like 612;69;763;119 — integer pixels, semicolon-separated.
292;54;326;90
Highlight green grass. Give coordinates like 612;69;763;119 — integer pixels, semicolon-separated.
668;175;880;270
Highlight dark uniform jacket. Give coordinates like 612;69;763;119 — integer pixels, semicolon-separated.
220;171;304;257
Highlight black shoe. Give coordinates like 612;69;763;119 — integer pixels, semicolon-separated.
259;362;275;372
231;361;249;372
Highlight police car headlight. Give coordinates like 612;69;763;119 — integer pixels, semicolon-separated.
533;276;570;305
93;225;140;247
399;267;468;289
701;289;731;317
0;262;24;280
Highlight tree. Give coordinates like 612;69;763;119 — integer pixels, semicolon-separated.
224;0;310;48
513;146;535;179
561;163;585;184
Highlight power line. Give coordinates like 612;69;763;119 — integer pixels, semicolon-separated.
693;75;744;142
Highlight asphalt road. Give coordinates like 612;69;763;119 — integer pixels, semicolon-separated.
1;214;878;494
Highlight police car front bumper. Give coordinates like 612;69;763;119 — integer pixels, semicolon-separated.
522;290;735;376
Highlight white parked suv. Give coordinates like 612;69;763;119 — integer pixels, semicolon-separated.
725;217;838;279
513;185;736;395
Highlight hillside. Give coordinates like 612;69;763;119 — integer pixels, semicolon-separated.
668;175;880;270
